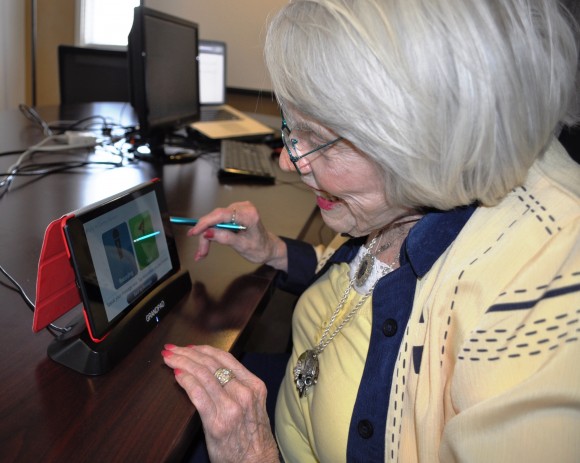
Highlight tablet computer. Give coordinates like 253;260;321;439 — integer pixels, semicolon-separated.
63;179;181;341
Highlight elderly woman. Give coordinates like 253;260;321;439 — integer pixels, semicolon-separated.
161;0;580;461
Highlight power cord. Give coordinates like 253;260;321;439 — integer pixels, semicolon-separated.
0;135;58;198
18;104;53;136
0;134;125;199
0;263;70;337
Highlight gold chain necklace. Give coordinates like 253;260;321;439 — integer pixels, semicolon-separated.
293;233;397;397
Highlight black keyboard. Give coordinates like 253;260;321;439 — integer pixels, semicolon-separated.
218;140;276;184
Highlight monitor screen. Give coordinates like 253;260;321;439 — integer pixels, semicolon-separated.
198;40;226;105
58;45;130;104
128;6;200;161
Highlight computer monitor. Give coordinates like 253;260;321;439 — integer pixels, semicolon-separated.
128;6;200;162
58;45;130;104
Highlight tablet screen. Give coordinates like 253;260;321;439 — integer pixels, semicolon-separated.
64;180;180;340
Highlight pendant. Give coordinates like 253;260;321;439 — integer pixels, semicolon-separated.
355;253;375;287
294;349;319;397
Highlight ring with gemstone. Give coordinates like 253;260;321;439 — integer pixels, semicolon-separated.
214;367;235;386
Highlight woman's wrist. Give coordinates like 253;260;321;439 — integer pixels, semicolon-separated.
264;234;288;271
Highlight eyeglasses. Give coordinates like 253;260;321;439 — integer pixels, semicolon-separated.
280;111;342;174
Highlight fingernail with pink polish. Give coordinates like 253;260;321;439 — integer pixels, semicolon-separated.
161;350;173;358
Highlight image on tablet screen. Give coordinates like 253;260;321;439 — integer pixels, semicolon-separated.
84;190;173;322
102;222;139;289
129;212;160;269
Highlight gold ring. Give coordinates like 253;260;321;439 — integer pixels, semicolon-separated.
214;367;235;386
230;208;237;224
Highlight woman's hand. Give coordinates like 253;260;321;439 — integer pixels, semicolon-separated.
161;344;280;463
187;201;288;271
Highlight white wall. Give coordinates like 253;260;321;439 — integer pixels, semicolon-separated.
144;0;286;92
0;0;26;110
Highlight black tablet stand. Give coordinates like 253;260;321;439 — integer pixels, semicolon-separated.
47;269;192;376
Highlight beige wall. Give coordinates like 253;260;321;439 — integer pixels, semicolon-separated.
145;0;286;92
30;0;75;106
1;0;27;110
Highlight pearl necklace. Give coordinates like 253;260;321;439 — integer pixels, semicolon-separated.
293;232;397;397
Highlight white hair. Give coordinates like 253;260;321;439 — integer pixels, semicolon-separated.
265;0;579;209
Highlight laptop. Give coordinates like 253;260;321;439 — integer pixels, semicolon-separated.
190;40;274;139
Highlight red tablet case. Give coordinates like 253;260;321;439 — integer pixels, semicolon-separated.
32;214;80;332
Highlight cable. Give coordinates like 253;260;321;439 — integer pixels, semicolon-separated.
51;115;109;133
0;134;124;199
18;104;53;136
0;135;57;198
0;150;26;157
19;107;110;136
5;159;122;177
48;116;131;135
0;263;34;310
0;263;70;336
0;159;123;200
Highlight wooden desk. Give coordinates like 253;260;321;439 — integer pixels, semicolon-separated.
0;104;315;462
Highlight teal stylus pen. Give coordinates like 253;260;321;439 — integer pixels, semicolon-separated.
170;216;247;231
133;231;161;243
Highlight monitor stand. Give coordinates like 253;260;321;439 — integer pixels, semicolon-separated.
132;143;201;163
47;269;192;375
131;129;201;164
